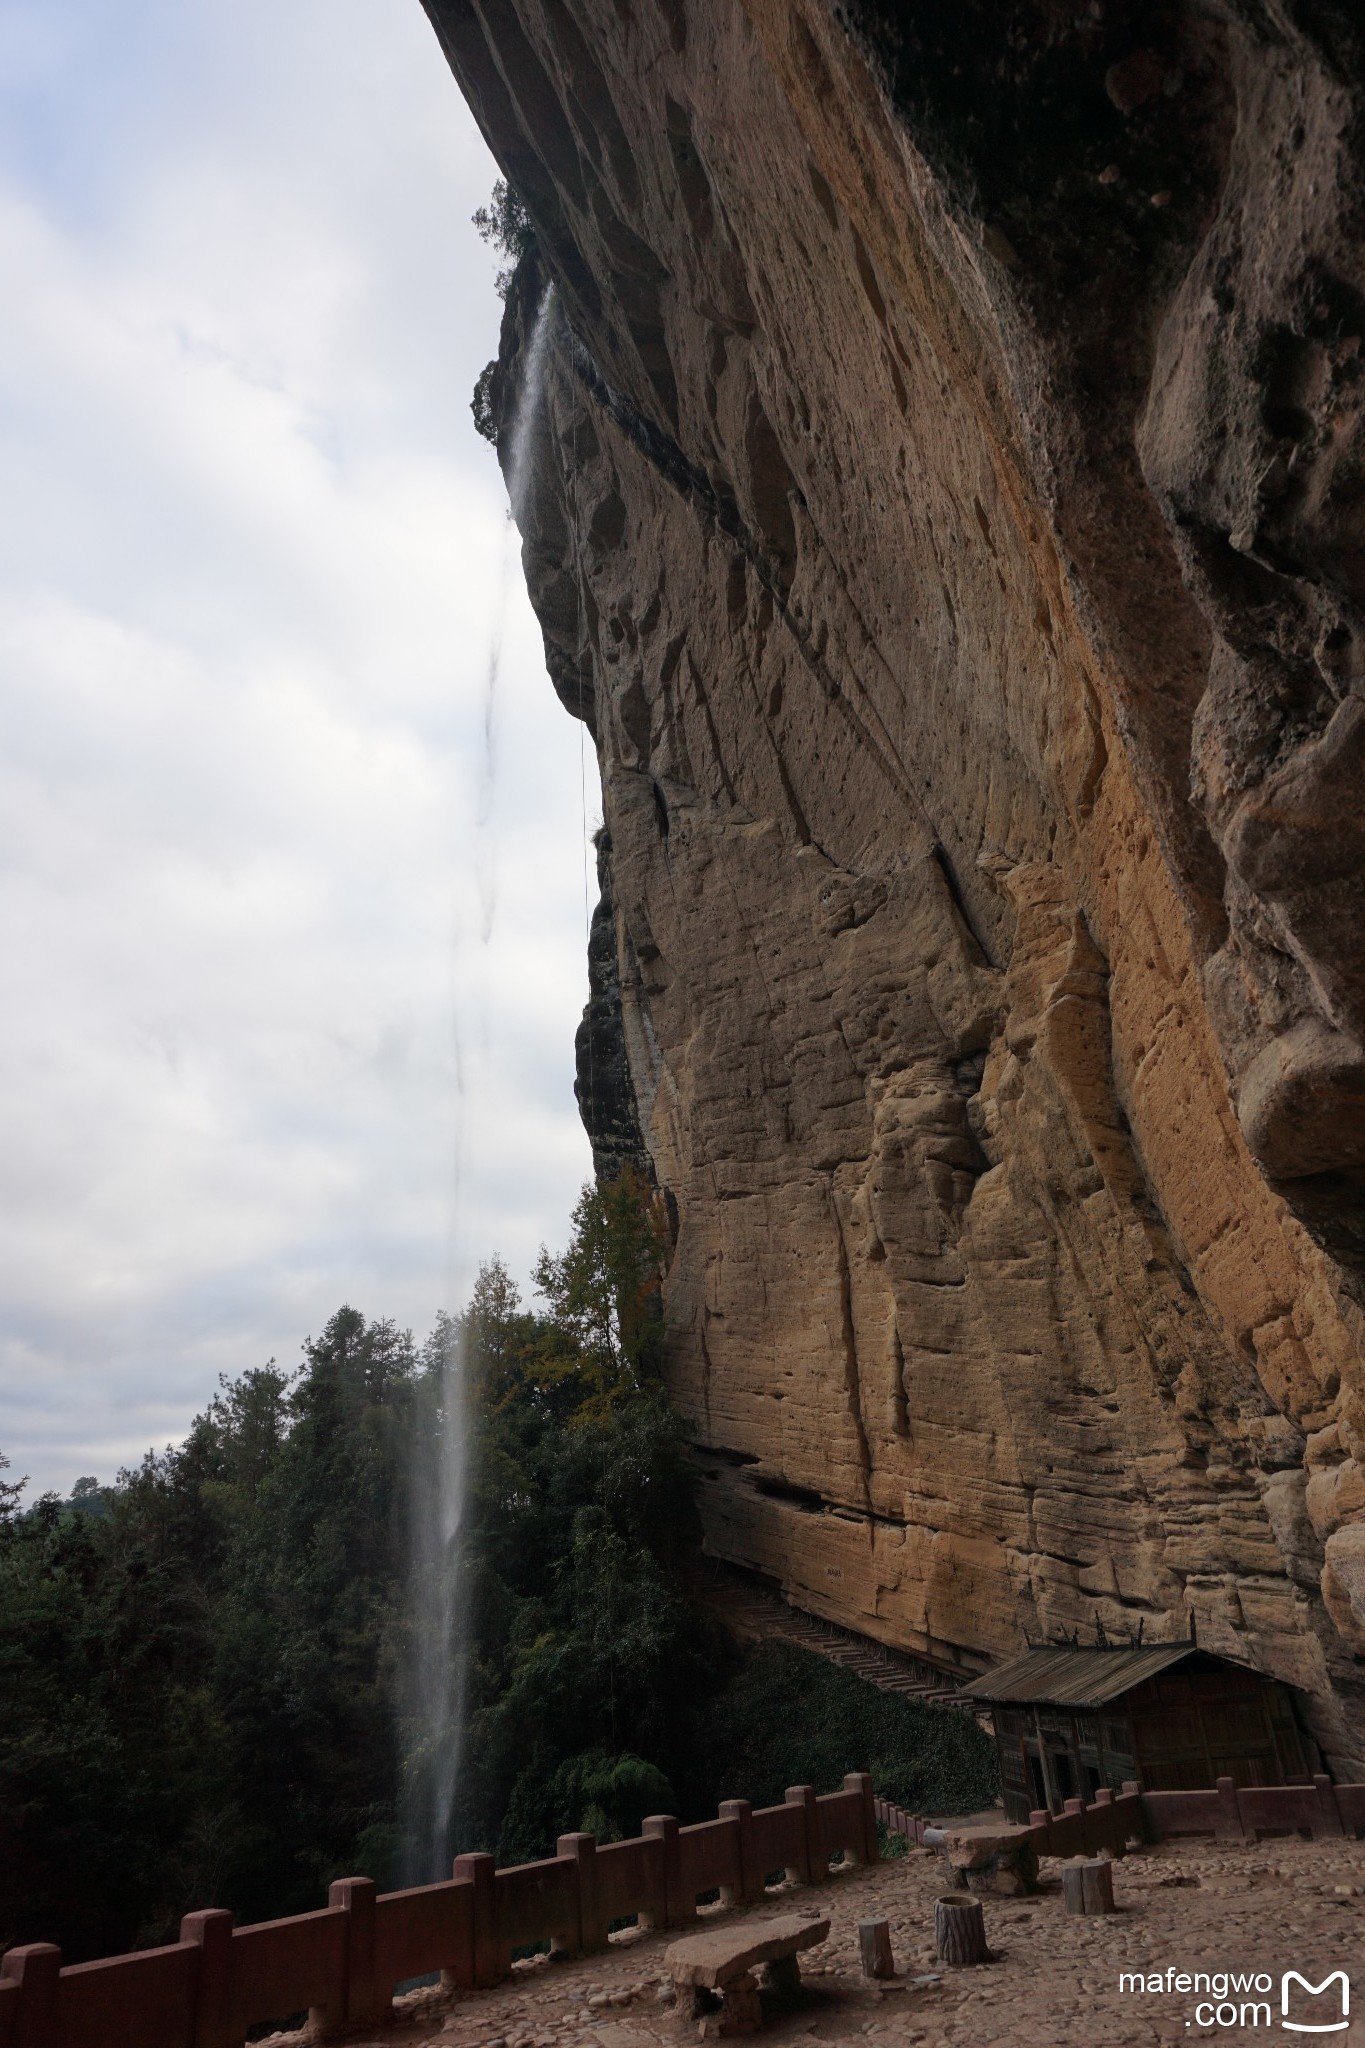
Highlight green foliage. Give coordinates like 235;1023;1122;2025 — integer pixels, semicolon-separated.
472;179;537;299
0;1449;25;1523
469;177;538;442
505;1750;676;1864
694;1641;999;1818
0;1310;418;1956
876;1818;909;1859
531;1168;670;1412
471;360;497;444
0;1170;997;1961
448;1181;716;1867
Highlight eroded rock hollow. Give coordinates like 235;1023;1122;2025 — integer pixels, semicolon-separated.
425;0;1365;1767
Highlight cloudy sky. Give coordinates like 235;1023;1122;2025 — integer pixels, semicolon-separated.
0;0;596;1496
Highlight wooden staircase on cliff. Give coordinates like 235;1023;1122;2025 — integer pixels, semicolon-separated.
689;1559;976;1710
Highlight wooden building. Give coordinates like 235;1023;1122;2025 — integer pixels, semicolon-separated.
963;1644;1319;1824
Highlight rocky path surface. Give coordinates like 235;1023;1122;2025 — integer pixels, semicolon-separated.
272;1833;1365;2047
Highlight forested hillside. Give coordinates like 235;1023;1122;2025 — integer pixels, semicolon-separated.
0;1173;995;1961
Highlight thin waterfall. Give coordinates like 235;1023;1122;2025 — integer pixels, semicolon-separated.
402;1314;469;1883
400;280;557;1884
475;520;512;945
506;284;556;526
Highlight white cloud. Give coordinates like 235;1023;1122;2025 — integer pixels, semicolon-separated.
0;0;596;1493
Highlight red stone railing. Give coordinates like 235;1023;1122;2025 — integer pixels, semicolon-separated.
876;1772;1365;1862
0;1774;877;2048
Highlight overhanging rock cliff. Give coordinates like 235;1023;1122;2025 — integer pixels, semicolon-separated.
426;0;1365;1768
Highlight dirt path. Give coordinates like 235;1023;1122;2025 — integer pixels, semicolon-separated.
270;1832;1365;2046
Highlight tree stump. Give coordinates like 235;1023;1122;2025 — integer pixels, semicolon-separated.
858;1918;895;1980
1083;1858;1116;1914
1064;1857;1116;1916
935;1892;988;1966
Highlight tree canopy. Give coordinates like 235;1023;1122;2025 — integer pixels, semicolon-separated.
0;1170;996;1959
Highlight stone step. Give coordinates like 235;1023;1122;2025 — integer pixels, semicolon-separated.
687;1562;974;1709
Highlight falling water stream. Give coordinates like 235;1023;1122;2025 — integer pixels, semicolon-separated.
402;1311;471;1884
507;285;556;523
401;283;557;1884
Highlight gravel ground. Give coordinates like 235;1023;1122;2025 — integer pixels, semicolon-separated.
267;1831;1365;2047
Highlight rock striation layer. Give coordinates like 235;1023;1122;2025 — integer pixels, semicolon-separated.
425;0;1365;1766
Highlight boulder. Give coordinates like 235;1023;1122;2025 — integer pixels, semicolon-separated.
937;1824;1039;1896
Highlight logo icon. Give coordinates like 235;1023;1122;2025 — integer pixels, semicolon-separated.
1282;1970;1350;2034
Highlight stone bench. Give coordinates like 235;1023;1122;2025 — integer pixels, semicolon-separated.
935;1823;1039;1896
664;1912;831;2036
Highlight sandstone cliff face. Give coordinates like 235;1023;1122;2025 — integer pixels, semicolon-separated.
426;0;1365;1765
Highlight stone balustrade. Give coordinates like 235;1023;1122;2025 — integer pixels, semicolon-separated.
0;1774;878;2048
875;1772;1365;1865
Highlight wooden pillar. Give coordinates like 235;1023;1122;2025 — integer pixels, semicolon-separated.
454;1851;502;1986
558;1832;605;1954
1214;1776;1244;1843
1;1944;61;2048
785;1785;818;1885
1312;1774;1344;1839
1032;1709;1059;1814
719;1799;758;1903
181;1909;234;2048
329;1877;386;2028
844;1773;879;1865
644;1813;689;1927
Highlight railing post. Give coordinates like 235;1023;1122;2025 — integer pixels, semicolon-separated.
438;1869;476;1991
329;1876;386;2027
1312;1773;1344;1839
633;1817;666;1930
1215;1776;1244;1842
1;1944;61;2048
181;1909;234;2048
845;1772;879;1864
556;1832;604;1954
643;1814;688;1927
786;1784;818;1883
718;1799;758;1903
453;1852;501;1987
1112;1782;1146;1847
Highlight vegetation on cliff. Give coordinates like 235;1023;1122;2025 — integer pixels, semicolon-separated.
1;1170;995;1959
472;178;535;299
700;1642;998;1820
471;178;535;441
